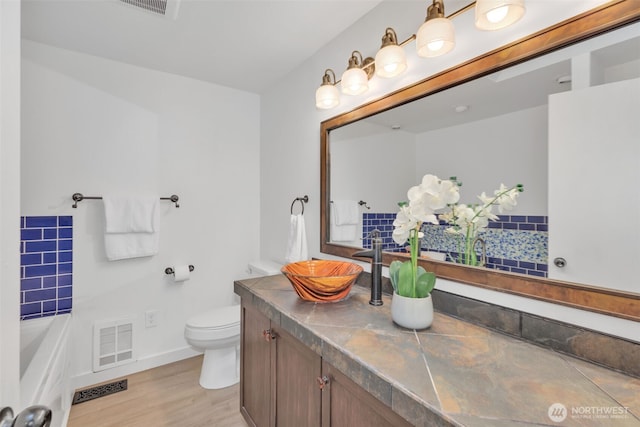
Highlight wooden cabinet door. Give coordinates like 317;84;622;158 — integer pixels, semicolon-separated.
321;361;412;427
274;328;322;427
240;302;274;427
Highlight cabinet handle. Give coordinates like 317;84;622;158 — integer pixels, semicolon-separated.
262;329;276;342
316;375;329;390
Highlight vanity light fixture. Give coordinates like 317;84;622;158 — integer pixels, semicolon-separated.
375;28;408;78
315;69;340;109
315;0;527;109
341;51;375;95
416;0;455;58
475;0;525;31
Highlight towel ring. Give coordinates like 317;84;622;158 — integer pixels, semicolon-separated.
290;195;309;215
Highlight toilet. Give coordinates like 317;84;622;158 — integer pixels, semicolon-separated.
184;260;282;389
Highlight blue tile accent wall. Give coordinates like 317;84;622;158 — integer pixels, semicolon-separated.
20;216;73;319
363;212;548;278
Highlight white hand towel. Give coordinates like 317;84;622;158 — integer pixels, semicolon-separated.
103;195;160;261
332;200;359;225
285;214;308;263
330;203;358;242
104;195;158;233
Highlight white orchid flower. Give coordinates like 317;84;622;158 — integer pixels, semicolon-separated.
413;174;460;210
392;205;418;245
495;185;520;213
409;199;438;225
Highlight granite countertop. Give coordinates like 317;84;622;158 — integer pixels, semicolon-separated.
234;275;640;427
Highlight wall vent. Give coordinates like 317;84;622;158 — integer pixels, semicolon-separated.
118;0;181;19
93;317;137;372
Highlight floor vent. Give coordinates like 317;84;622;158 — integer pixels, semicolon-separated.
72;379;128;405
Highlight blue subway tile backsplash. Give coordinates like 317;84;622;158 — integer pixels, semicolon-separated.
20;216;73;320
363;212;548;278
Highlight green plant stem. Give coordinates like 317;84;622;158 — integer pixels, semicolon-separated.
410;228;419;298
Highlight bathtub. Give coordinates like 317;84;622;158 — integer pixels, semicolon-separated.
20;314;72;427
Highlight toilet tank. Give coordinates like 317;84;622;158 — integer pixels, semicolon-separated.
247;260;282;277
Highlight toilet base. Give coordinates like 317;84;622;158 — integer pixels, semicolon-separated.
198;345;239;389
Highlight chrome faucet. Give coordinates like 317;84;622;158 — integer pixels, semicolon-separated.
472;237;487;267
352;229;383;306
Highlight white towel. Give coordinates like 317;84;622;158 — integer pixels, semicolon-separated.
330;203;358;242
285;214;308;263
332;200;359;225
103;195;160;261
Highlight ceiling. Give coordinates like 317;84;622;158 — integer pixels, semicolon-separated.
21;0;385;94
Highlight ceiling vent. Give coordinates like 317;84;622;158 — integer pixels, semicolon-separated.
118;0;180;19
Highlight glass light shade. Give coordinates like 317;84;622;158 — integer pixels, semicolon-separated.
375;44;407;78
475;0;525;31
315;84;340;109
341;67;369;95
416;17;455;58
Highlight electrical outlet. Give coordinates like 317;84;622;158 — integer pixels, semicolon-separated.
145;310;159;328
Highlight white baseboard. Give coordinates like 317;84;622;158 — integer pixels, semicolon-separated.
70;346;201;391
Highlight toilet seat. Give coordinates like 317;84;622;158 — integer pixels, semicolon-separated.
184;305;240;343
186;305;240;330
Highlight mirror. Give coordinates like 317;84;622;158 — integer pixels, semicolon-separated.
321;2;640;321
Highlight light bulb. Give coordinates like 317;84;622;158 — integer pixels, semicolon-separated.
475;0;525;31
315;84;339;109
385;63;398;73
375;29;407;78
427;40;445;52
416;17;455;58
486;5;508;23
375;44;407;78
341;67;369;95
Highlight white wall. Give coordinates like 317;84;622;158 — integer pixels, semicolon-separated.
0;0;21;409
260;0;639;342
330;130;415;246
332;130;415;214
21;41;261;387
332;105;549;217
415;105;548;215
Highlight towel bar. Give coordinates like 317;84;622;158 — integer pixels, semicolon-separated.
330;200;371;210
72;193;180;208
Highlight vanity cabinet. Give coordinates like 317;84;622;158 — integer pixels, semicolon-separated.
240;301;321;427
240;301;411;427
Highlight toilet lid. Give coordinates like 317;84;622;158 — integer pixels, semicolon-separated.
187;305;240;329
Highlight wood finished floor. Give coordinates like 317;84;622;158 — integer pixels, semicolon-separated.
67;356;249;427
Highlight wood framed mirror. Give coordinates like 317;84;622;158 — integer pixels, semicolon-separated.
320;1;640;322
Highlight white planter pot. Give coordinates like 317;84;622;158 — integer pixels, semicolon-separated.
391;292;433;330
